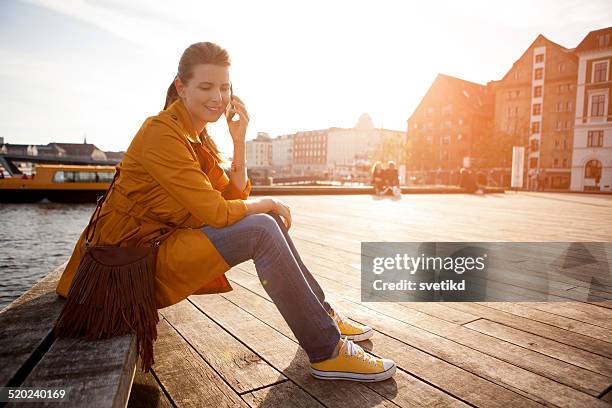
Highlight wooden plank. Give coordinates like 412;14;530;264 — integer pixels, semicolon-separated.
152;318;248;407
241;381;324;408
471;302;612;346
464;319;612;376
189;294;403;408
223;268;538;408
128;358;173;408
231;265;610;405
159;299;286;394
0;263;65;387
271;259;612;396
447;302;612;357
526;301;612;329
11;335;137;408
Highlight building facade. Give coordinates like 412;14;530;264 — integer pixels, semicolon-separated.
407;74;494;186
245;132;273;169
292;129;328;175
571;27;612;192
493;35;578;190
271;134;293;174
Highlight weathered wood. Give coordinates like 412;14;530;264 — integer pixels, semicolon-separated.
241;381;324;408
463;318;612;376
128;358;173;408
224;268;536;408
0;263;66;387
11;335;137;408
231;265;611;404
255;252;612;387
473;301;612;345
190;294;400;408
159;299;285;394
449;302;612;357
151;318;248;407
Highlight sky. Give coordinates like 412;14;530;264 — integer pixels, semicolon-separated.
1;0;611;158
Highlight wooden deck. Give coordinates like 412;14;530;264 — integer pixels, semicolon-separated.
126;192;612;407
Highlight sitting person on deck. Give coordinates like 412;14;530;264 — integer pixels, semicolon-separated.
371;161;386;195
56;42;396;383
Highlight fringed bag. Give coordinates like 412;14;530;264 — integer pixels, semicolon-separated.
54;171;176;372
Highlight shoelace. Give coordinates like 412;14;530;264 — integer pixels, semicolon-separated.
331;309;350;327
344;340;378;366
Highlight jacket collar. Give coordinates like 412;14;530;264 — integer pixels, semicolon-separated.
164;98;201;144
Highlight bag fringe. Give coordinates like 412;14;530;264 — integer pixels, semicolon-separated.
54;248;159;372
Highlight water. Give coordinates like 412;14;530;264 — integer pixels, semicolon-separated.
0;203;94;310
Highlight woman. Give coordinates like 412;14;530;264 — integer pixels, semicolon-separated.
371;161;386;195
56;42;395;382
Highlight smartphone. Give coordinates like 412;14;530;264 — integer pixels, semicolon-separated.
226;84;238;122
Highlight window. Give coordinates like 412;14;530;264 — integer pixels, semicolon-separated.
584;160;602;179
558;84;567;93
554;140;560;149
563;158;567;168
556;121;562;131
587;130;604;147
593;61;608;83
532;103;541;115
442;135;451;144
598;34;611;48
554;158;559;167
442;104;453;115
530;139;539;152
534;68;543;80
96;172;114;182
591;94;606;117
514;70;522;80
565;121;571;130
534;86;542;97
440;150;449;160
529;158;538;168
566;101;573;111
531;121;540;134
535;54;544;63
558;62;566;72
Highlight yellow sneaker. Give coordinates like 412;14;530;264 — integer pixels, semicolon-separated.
329;308;373;341
310;338;396;382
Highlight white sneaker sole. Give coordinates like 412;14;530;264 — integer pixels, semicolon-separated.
310;363;396;382
341;328;374;342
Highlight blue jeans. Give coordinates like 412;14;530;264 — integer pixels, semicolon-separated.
201;212;341;363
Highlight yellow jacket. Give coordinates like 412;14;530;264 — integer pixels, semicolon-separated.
56;98;251;308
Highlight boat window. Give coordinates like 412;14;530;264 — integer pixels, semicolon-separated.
75;172;97;182
52;171;65;183
96;172;115;182
52;171;112;183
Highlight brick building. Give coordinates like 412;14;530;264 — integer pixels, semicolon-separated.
406;74;494;185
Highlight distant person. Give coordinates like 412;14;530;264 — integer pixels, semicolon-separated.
384;161;400;196
371;161;386;195
459;168;483;194
55;41;395;382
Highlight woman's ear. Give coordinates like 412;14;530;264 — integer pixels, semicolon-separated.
174;78;185;99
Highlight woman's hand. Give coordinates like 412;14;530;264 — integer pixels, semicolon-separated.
243;197;292;230
226;95;250;143
269;197;292;230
